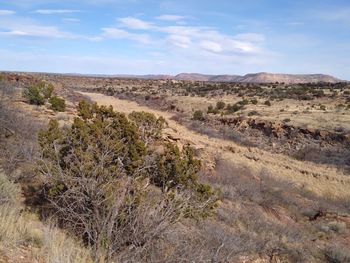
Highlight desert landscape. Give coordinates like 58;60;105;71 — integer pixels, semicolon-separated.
0;71;349;262
1;0;350;262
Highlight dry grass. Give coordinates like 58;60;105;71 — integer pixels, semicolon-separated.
38;225;93;263
0;170;93;263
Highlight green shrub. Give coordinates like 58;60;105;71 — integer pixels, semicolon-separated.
250;99;258;105
264;100;271;106
226;103;244;114
23;85;45;105
207;105;218;114
23;82;55;105
193;110;205;121
42;83;54;99
38;101;216;261
129;111;166;144
49;96;66;112
216;101;226;110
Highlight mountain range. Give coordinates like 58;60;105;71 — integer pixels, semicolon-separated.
112;72;343;84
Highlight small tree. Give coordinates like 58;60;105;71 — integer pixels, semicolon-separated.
23;86;45;105
207;105;218;114
23;81;55;105
216;101;226;110
43;83;54;99
129;111;166;145
49;96;66;112
38;101;216;262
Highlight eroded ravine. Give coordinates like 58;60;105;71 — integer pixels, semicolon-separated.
81;91;350;200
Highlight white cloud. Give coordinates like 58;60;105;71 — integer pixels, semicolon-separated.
167;34;191;48
107;16;266;57
118;17;153;30
102;27;151;44
0;15;80;39
235;33;265;42
0;30;28;36
0;10;16;15
0;25;77;38
156;15;185;21
199;41;222;53
35;9;81;15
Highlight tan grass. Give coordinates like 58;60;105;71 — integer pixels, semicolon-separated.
0;170;93;263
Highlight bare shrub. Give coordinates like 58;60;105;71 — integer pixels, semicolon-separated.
0;81;42;176
325;245;350;263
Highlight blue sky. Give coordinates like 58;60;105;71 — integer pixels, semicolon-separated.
0;0;349;79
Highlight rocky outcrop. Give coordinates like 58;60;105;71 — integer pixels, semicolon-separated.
217;117;348;142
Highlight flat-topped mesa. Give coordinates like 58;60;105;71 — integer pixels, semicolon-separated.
173;72;343;83
237;72;342;84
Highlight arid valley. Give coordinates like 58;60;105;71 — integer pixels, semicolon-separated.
0;71;349;262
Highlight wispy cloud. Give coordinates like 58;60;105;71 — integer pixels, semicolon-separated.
0;15;80;39
35;9;81;15
0;25;78;38
111;16;266;57
199;40;222;53
118;17;153;30
167;34;191;48
62;18;80;23
102;28;151;44
0;10;16;15
155;14;185;21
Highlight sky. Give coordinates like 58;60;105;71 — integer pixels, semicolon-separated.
0;0;349;79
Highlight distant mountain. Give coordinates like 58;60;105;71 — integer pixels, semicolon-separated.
18;71;342;83
172;72;342;83
235;72;342;84
111;74;172;80
172;73;240;82
173;73;214;81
